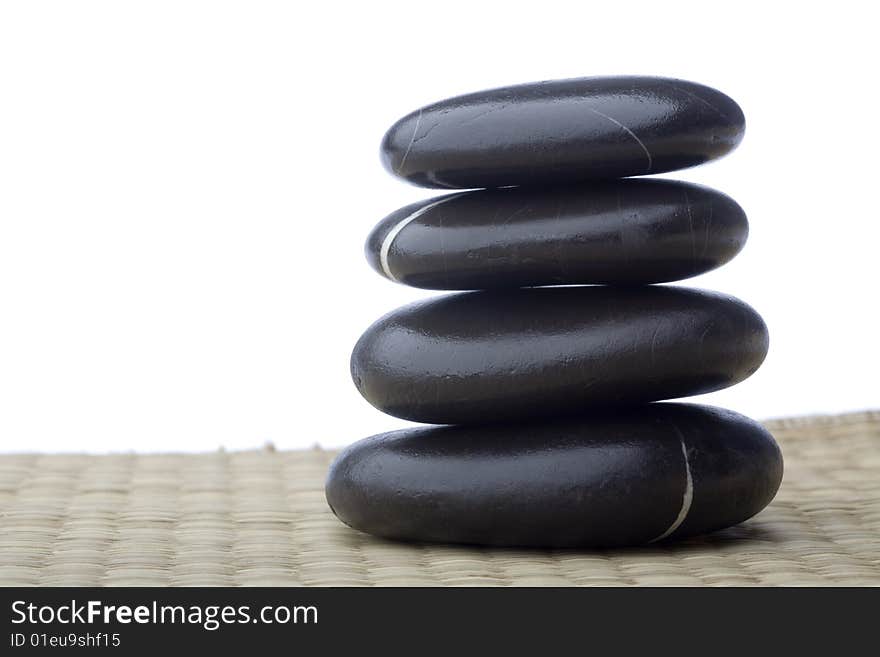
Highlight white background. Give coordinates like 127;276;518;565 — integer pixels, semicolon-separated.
0;2;877;453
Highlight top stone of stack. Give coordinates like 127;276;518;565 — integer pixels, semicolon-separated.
381;76;745;189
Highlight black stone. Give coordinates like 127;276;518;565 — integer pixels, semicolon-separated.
381;76;745;189
367;179;747;289
351;286;768;425
325;403;783;547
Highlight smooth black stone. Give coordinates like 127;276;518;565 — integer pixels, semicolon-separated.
326;403;783;547
351;286;768;425
381;76;745;189
367;179;747;289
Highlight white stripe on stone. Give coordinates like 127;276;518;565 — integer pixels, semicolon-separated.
379;194;461;282
649;433;693;543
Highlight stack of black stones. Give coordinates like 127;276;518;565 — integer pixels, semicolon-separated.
326;76;783;547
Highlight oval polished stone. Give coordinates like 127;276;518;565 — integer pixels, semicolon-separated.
381;76;745;189
351;286;768;424
326;403;783;547
367;179;747;289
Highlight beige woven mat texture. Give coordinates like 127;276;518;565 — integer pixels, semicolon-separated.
1;411;878;586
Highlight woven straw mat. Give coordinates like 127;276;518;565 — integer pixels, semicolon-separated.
1;410;878;586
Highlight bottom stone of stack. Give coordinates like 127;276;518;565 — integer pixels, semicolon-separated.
325;403;783;548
